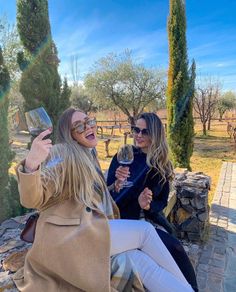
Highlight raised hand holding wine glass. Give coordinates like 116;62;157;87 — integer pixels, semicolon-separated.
24;107;53;172
24;128;53;172
25;107;53;139
117;144;134;188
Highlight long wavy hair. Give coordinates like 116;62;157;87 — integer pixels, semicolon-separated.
42;142;107;209
41;107;107;209
137;112;174;183
57;107;80;144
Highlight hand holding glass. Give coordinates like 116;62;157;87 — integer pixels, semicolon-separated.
25;107;52;139
117;144;134;187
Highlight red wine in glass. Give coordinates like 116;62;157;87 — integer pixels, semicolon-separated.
25;107;53;139
29;128;52;139
117;144;134;187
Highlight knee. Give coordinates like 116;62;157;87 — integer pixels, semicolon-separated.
141;221;156;237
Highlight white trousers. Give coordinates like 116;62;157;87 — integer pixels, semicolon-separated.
109;219;193;292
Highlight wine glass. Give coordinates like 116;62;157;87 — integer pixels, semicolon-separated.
117;144;134;187
25;107;52;139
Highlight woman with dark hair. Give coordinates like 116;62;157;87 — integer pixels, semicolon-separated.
107;112;198;292
14;108;193;292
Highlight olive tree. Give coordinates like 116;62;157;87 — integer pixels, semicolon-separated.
85;51;165;124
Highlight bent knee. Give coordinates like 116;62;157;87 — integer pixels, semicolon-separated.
140;220;156;236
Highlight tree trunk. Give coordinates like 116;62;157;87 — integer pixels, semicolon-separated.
203;122;207;135
207;118;211;130
128;116;135;125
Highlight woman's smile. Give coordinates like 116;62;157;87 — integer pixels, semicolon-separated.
71;111;98;148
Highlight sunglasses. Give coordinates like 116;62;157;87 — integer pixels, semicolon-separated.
131;126;149;136
71;117;96;134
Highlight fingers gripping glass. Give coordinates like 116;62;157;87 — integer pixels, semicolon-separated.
25;107;52;139
72;118;96;134
117;144;134;188
131;126;149;136
25;107;64;169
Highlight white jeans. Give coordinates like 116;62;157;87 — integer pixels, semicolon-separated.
109;219;193;292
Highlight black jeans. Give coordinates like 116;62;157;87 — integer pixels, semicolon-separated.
156;228;198;292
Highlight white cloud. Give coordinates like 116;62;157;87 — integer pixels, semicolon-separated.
58;28;168;78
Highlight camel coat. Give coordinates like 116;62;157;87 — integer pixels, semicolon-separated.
13;162;133;292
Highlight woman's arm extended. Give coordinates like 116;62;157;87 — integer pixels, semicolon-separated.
16;164;52;209
15;129;53;209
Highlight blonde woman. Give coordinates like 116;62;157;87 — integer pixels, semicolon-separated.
107;112;198;292
14;109;193;292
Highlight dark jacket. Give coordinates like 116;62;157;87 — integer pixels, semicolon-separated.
107;147;173;232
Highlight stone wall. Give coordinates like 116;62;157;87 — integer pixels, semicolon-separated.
170;171;211;241
0;213;31;291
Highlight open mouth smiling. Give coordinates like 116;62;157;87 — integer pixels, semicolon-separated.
85;132;95;140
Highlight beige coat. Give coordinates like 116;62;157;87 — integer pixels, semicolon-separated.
14;163;125;292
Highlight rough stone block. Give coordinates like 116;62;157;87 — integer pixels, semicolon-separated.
175;207;192;224
197;211;208;222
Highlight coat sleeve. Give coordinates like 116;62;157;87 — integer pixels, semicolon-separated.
107;154;118;187
107;154;121;202
146;175;170;215
15;162;54;210
107;154;136;209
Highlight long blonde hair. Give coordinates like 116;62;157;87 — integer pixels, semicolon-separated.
137;112;174;184
41;142;107;209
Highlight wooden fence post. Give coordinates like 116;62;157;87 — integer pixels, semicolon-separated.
227;122;232;137
104;139;111;157
97;126;104;138
123;132;130;144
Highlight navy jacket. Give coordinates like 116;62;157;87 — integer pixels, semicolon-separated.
107;146;170;223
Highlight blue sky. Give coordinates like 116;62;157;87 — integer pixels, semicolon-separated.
1;0;236;91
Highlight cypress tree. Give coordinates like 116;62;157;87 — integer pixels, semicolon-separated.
59;77;71;116
0;46;11;222
17;0;68;132
167;0;195;169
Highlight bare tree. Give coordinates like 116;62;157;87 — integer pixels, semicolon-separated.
70;54;80;86
70;55;97;113
194;79;221;135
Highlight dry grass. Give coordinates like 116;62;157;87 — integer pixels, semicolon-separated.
191;120;236;203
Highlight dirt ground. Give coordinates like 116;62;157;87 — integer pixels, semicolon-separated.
9;132;30;174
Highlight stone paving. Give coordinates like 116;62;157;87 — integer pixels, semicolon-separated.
194;162;236;292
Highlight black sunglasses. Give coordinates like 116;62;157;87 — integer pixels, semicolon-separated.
131;126;149;136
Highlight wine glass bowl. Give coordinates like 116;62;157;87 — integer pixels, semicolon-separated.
117;144;134;187
25;107;52;139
